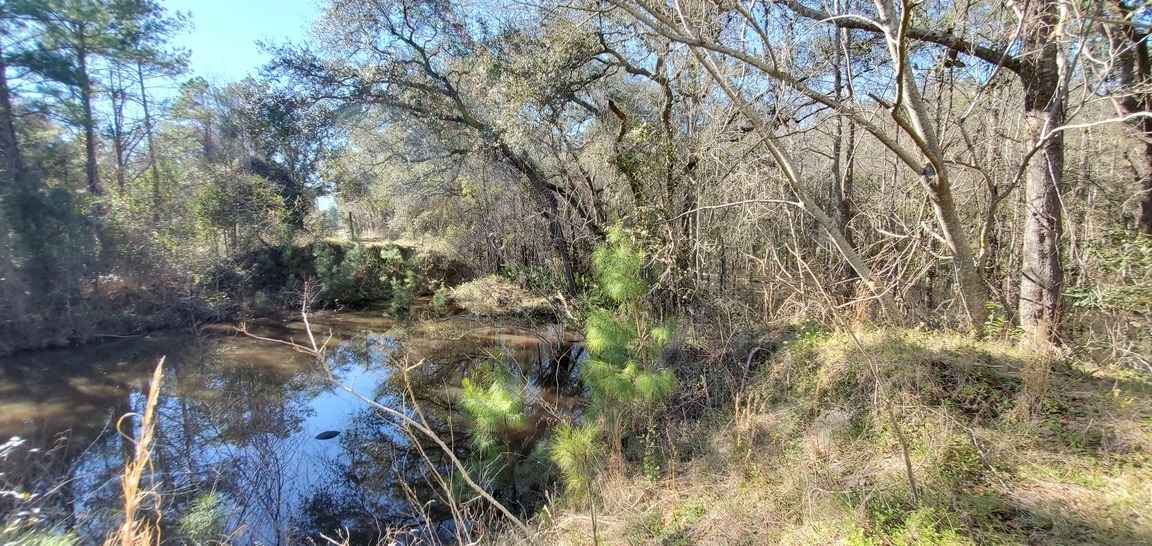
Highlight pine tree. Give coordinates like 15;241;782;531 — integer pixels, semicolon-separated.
548;226;677;504
457;355;530;484
8;0;185;196
583;227;677;421
548;422;601;505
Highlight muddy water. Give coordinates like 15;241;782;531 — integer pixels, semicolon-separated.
0;308;584;544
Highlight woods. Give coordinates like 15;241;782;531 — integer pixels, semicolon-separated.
5;0;1150;353
271;0;1151;365
2;0;1152;543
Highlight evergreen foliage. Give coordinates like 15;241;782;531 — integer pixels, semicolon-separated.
455;354;534;491
591;228;647;303
312;242;419;307
175;491;225;545
313;243;369;303
458;358;528;454
547;226;677;505
548;422;602;505
581;226;677;415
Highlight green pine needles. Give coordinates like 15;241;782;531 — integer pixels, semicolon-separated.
591;228;648;303
459;359;528;454
549;226;678;505
583;227;677;414
548;422;602;506
312;242;422;310
454;228;679;509
457;355;532;486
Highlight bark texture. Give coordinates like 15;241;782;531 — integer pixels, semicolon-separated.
1017;0;1065;342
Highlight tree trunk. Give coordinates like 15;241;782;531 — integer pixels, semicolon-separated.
77;24;101;196
110;70;127;196
831;6;858;291
1113;6;1152;235
1017;0;1066;343
926;172;990;325
138;61;163;223
0;38;28;193
879;0;989;327
497;141;578;295
542;188;578;296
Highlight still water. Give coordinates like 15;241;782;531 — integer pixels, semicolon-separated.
0;307;584;544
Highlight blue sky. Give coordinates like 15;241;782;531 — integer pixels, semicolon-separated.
163;0;321;82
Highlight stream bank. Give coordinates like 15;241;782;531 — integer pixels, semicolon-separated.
0;239;494;358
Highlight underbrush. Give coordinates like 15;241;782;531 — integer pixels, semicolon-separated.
536;328;1152;545
0;237;477;357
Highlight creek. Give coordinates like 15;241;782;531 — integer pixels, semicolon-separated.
0;306;584;544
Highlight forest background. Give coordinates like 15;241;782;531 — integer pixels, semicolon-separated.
3;0;1149;371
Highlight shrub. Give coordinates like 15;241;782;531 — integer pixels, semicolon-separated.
548;226;677;503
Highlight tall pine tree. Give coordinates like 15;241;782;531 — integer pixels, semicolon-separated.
8;0;184;196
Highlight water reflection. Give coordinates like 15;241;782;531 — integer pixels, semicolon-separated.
0;310;584;544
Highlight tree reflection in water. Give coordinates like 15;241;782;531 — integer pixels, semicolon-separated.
0;311;585;544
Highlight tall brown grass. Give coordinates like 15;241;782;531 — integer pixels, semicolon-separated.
105;358;165;546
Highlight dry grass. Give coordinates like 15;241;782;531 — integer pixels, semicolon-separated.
105;359;165;546
448;275;552;316
532;329;1152;545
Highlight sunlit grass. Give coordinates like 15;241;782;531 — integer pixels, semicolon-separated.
534;328;1152;545
104;359;165;546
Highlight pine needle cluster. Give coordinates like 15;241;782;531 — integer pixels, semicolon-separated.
549;226;678;505
583;227;677;414
547;422;602;506
457;355;531;485
459;360;528;453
